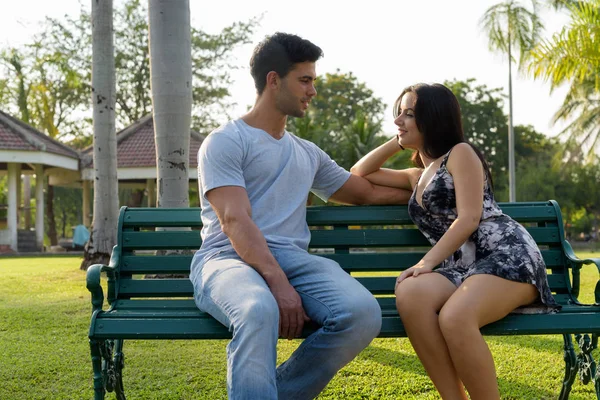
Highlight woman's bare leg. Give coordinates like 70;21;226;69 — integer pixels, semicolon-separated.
396;273;468;400
438;274;538;400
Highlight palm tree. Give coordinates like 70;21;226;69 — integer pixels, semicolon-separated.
551;78;600;163
342;111;386;166
148;0;192;209
147;0;192;277
527;0;600;160
81;0;118;270
480;0;543;201
530;0;600;91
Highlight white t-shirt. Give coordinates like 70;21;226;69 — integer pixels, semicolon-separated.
195;118;350;263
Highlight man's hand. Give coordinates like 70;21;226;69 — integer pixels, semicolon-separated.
269;278;310;340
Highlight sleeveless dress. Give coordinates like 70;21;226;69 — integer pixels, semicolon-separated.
407;148;560;313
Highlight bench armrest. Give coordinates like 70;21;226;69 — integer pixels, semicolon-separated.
86;246;121;312
561;240;600;303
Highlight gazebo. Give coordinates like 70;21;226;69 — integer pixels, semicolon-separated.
0;110;80;253
0;111;205;254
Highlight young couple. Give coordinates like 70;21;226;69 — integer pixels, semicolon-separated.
191;32;559;400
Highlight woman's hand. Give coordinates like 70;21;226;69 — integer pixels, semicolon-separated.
395;260;435;289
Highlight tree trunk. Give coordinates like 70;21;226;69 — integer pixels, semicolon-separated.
81;0;118;271
507;30;516;202
147;0;192;278
148;0;192;209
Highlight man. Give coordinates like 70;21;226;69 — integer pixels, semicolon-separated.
191;32;411;400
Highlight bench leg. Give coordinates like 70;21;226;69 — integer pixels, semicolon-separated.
575;333;600;400
99;339;127;400
559;334;578;400
91;338;127;400
90;339;106;400
113;339;126;400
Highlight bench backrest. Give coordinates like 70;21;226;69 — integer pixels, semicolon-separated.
113;201;575;306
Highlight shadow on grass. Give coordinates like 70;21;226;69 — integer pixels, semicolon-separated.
485;333;584;355
497;376;558;400
360;343;567;400
357;344;428;376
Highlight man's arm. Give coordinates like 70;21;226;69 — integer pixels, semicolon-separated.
328;174;413;205
206;186;309;339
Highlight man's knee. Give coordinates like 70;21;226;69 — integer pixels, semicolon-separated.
235;293;279;333
339;290;382;339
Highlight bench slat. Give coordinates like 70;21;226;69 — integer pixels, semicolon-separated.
122;208;202;228
118;203;559;230
91;311;600;340
118;249;566;275
122;231;201;250
118;279;193;297
305;202;558;225
120;226;561;250
309;227;560;248
116;273;570;298
99;299;597;323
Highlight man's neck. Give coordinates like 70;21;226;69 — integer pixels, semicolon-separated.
242;98;287;139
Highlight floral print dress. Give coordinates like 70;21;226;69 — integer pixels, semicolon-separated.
408;148;560;313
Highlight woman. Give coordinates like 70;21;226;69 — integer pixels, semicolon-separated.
350;83;559;400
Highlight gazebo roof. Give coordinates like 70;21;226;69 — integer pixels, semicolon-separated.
81;114;205;169
0;110;79;160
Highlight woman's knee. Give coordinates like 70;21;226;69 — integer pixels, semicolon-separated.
438;304;477;342
395;278;435;317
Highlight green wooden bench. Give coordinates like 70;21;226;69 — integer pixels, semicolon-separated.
87;200;600;400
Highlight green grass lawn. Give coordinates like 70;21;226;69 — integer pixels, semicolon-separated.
0;252;599;399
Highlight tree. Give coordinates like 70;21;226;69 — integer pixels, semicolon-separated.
81;0;118;271
0;78;8;105
0;0;257;139
148;0;192;209
528;0;600;159
341;111;387;167
287;71;387;170
480;0;543;201
530;0;600;90
114;0;258;132
445;78;510;195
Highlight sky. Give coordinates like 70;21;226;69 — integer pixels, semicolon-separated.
0;0;572;138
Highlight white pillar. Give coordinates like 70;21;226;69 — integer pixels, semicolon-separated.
146;179;156;207
7;163;18;252
35;165;45;251
15;164;21;229
82;180;91;227
23;175;31;229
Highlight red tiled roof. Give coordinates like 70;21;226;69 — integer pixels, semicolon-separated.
0;120;30;149
81;114;205;169
0;110;79;159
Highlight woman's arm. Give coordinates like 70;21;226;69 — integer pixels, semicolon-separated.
350;137;420;191
398;143;485;282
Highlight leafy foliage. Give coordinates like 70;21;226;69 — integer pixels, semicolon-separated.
480;0;543;69
0;0;259;139
286;70;389;170
527;0;600;159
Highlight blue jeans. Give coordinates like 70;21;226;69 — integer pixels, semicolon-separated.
190;247;382;400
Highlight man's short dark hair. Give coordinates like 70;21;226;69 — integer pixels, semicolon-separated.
250;32;323;95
